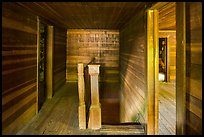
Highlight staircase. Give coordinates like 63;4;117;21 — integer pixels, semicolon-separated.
99;123;145;135
77;63;145;135
65;123;145;135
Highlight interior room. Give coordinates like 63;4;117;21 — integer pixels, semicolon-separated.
2;2;202;135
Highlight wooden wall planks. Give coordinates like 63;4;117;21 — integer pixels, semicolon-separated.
2;3;67;134
66;29;119;83
2;3;37;135
119;9;147;124
186;2;202;135
158;2;176;30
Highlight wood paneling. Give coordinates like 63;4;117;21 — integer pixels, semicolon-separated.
16;2;156;29
158;2;176;30
66;29;119;83
53;27;67;93
2;3;37;135
119;8;147;125
186;2;202;135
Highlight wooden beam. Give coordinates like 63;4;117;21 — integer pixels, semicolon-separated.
36;16;40;114
77;63;86;129
147;10;154;135
153;10;159;135
46;25;54;99
176;2;186;135
146;9;159;135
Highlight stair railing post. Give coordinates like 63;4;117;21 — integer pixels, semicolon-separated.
78;63;86;129
88;64;101;129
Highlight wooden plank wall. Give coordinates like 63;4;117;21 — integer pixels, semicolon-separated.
186;2;202;135
159;31;176;81
2;3;37;135
53;27;67;93
119;8;147;124
2;3;67;134
158;2;176;30
66;29;119;83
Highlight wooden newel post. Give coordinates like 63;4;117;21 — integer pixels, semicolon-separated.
78;63;86;129
88;65;101;129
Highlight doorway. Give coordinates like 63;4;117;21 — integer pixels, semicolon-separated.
147;2;177;135
38;23;47;111
159;38;167;82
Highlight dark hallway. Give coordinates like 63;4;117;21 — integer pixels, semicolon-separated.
2;2;202;135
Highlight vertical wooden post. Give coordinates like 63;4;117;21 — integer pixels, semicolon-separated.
36;16;40;114
154;9;159;135
88;65;101;129
46;25;54;99
176;2;186;135
147;9;159;135
166;36;170;82
78;63;86;129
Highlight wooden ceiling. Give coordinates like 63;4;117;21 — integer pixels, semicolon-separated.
17;2;156;29
158;2;176;30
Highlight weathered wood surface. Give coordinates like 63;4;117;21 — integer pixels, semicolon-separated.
119;8;147;126
158;2;176;30
2;3;37;135
16;2;154;29
176;3;187;135
16;82;145;135
88;65;101;129
77;64;86;129
46;25;54;99
159;82;176;135
185;2;202;135
15;82;177;135
2;3;67;135
66;29;119;83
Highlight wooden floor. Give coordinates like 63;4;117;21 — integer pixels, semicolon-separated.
158;81;176;135
16;82;144;135
16;81;175;135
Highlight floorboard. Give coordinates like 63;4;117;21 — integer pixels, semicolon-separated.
16;82;144;135
159;81;176;135
17;81;176;135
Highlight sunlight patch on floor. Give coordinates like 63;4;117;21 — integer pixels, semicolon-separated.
159;73;165;81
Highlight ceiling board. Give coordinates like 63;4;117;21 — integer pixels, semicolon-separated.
16;2;158;29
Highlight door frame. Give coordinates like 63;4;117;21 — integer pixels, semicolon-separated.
147;2;187;135
46;25;54;99
159;37;168;82
176;2;186;135
159;30;174;82
36;17;54;113
146;9;159;135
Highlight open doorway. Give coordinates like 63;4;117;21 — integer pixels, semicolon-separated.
38;23;47;111
157;3;176;135
159;38;167;82
37;17;54;112
147;2;176;135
